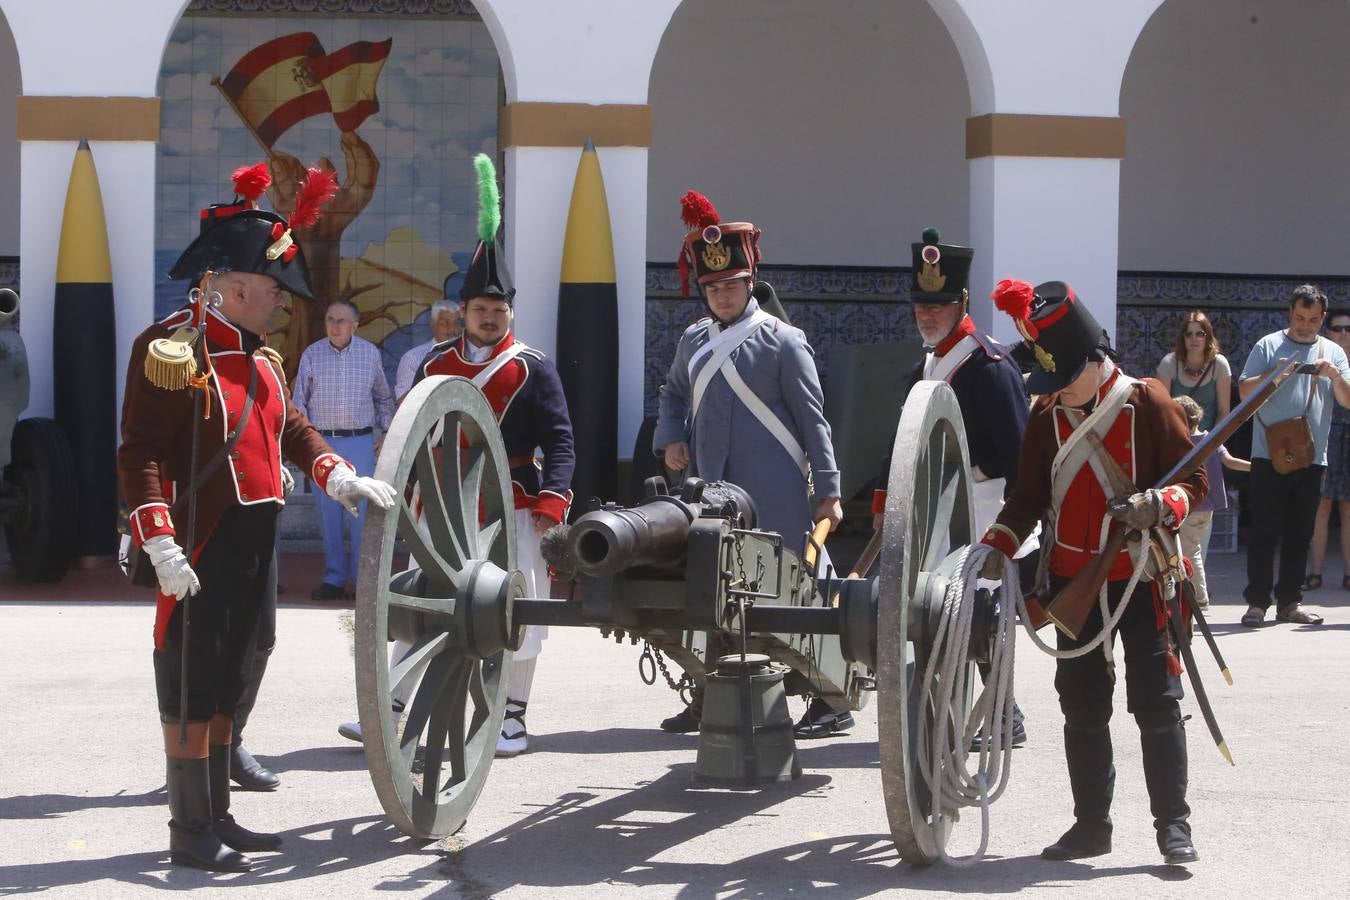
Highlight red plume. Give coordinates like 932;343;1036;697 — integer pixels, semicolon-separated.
992;278;1035;320
289;167;339;230
231;162;272;203
680;190;719;230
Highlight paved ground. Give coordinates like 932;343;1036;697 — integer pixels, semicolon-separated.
1;549;1348;898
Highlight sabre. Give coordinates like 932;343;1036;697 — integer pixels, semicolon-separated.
1166;588;1234;766
1182;580;1232;686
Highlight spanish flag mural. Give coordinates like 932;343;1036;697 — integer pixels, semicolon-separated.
156;13;499;383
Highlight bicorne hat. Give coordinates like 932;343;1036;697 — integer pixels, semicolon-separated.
677;191;760;298
910;226;972;305
169;162;334;300
992;278;1110;395
460;153;514;303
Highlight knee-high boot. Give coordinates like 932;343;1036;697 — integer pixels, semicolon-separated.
167;754;251;872
231;647;280;791
1042;721;1115;860
1137;708;1197;864
209;744;282;852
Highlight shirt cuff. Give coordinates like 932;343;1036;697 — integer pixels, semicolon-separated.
130;502;175;547
533;490;572;525
811;469;841;500
312;453;352;493
980;523;1021;560
1160;485;1190;531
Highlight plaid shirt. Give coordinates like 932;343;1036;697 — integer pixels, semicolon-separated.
292;335;395;431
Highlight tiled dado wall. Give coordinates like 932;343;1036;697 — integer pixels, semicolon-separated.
643;264;1350;415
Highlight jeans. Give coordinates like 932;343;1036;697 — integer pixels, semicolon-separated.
316;432;376;588
1244;458;1324;611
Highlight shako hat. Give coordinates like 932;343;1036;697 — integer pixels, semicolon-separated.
677;190;761;298
169;162;335;300
910;226;973;305
460;153;514;303
992;278;1110;395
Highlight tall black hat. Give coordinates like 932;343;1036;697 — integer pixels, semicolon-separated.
992;278;1110;395
460;153;514;303
169;163;333;301
910;226;973;305
677;190;760;298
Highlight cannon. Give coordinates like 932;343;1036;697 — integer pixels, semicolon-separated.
353;374;1014;864
0;289;79;581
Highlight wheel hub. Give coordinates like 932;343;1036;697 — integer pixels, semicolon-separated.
460;559;526;658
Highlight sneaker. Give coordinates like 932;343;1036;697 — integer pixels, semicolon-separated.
970;719;1027;752
1240;605;1266;627
793;697;855;739
496;700;528;757
659;706;701;734
311;582;346;602
338;721;362;743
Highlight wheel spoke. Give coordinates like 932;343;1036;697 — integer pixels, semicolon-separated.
400;651;455;772
397;499;458;590
421;658;467;801
390;631;450;703
466;660;490;740
477;519;504;558
460;448;486;555
438;417;477;555
444;663;471;788
414;440;468;569
389;592;457;616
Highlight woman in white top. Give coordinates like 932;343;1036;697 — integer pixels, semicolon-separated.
1156;310;1231;432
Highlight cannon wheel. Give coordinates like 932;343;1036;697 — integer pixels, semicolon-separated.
876;381;976;865
356;375;517;839
3;417;77;582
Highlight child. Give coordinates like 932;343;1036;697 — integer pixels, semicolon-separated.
1174;395;1250;607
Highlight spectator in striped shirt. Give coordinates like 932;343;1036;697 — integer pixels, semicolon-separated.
292;298;396;600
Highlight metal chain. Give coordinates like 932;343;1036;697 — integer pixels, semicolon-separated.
640;641;692;705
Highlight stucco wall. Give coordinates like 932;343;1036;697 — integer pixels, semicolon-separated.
1118;0;1346;275
647;0;971;268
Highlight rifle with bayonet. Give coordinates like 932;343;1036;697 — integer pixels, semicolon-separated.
1036;356;1301;640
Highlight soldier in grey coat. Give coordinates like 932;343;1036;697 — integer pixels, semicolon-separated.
653;194;842;733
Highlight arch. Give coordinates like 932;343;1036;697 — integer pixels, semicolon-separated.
924;0;995;115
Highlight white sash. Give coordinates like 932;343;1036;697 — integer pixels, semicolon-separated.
922;334;979;383
1050;371;1138;511
471;340;527;390
688;310;808;477
688;309;773;416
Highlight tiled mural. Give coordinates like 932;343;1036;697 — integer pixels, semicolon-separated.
158;8;499;382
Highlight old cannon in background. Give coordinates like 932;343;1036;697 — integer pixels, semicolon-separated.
0;288;78;581
352;374;1018;865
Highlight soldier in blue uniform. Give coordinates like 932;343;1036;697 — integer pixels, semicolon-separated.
654;191;842;733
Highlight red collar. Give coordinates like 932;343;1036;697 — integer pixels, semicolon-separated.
1095;365;1122;403
933;314;976;357
457;330;516;364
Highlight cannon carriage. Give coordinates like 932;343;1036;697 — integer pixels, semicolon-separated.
352;373;1013;865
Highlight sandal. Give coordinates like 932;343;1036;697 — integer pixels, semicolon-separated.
1302;574;1323;591
1240;606;1265;627
1276;604;1325;625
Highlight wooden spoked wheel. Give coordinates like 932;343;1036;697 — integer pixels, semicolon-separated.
875;381;977;864
355;375;522;839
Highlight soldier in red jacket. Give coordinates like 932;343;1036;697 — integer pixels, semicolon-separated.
980;279;1205;867
119;169;396;872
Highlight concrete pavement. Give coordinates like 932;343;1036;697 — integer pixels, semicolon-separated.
1;549;1348;898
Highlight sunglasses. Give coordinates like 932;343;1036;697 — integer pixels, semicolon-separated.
1184;331;1208;338
1329;325;1350;333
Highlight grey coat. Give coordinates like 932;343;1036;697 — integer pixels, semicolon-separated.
654;297;841;548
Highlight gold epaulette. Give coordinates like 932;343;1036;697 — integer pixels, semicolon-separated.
144;327;200;390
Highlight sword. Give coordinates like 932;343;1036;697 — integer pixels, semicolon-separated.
1166;587;1234;765
1181;579;1232;686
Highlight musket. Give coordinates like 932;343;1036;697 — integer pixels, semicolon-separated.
1043;356;1302;640
1166;587;1234;765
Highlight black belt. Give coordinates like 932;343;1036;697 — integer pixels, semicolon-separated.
318;426;373;437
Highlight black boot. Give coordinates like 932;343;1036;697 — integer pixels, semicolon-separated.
231;648;280;791
1138;708;1197;865
793;697;855;738
1042;721;1114;860
209;745;282;853
167;755;251;872
660;685;703;733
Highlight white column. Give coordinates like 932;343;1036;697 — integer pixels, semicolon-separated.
969;156;1122;345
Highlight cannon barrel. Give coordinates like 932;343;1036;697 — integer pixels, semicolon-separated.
567;479;757;577
0;288;17;329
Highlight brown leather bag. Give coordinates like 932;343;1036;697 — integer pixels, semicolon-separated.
1260;341;1320;474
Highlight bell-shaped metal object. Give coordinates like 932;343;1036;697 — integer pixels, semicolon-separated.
694;653;801;786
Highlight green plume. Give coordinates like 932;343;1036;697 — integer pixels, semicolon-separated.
921;226;940;244
474;153;501;244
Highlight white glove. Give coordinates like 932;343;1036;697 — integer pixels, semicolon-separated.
280;464;296;498
325;464;398;516
143;534;201;601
